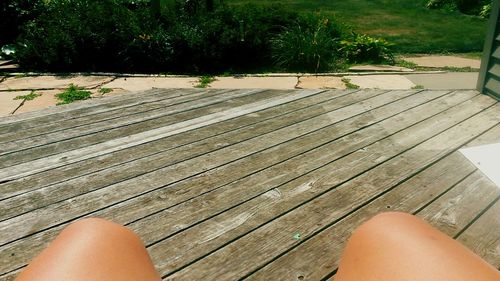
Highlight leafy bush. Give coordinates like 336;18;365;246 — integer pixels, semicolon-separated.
340;33;394;64
13;0;392;73
271;15;344;72
15;0;155;71
166;3;303;73
426;0;491;16
0;0;46;46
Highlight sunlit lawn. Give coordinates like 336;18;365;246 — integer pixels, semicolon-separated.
228;0;488;53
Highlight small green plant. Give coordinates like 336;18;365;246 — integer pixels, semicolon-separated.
195;75;216;88
412;84;424;89
14;90;41;101
342;78;360;89
221;71;232;77
99;87;113;95
479;3;491;18
340;33;394;64
56;84;92;105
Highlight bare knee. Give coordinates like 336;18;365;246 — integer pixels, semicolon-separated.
351;212;423;241
366;211;418;226
61;218;141;243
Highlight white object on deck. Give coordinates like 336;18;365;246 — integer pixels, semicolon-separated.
460;143;500;188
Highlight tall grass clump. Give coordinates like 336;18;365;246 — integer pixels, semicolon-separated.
271;15;345;72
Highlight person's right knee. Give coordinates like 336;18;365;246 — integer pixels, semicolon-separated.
355;212;418;234
61;217;141;243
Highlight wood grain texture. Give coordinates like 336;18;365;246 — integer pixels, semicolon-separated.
247;119;500;280
0;89;354;200
0;88;235;143
0;90;419;246
163;98;499;280
127;90;469;246
246;152;476;281
0;89;497;281
0;87;182;129
0;89;323;180
0;89;268;164
417;171;500;237
0;90;391;221
457;199;500;269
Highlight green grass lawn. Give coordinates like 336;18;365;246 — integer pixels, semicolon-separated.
227;0;488;54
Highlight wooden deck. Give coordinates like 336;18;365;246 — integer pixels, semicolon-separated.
0;88;499;280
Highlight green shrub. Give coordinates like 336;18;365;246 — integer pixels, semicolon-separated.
167;3;302;73
340;33;394;64
12;0;391;73
271;15;344;72
426;0;490;16
0;0;46;46
56;84;92;105
15;0;150;71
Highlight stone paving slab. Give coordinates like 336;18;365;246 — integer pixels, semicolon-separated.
349;65;414;72
403;55;481;69
14;90;60;114
404;72;478;90
210;76;298;89
102;77;197;92
0;75;114;90
344;75;416;90
0;60;11;66
0;91;28;117
296;76;346;89
92;88;131;98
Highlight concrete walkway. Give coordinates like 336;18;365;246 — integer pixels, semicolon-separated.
402;55;481;69
0;71;480;117
405;72;479;90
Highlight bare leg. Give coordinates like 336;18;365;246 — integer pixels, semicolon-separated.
15;218;161;281
335;212;499;281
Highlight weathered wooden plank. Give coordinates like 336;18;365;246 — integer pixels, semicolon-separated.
124;90;474;246
0;89;438;274
0;90;387;220
162;101;499;280
0;88;199;129
0;91;495;280
246;123;500;280
245;153;476;281
0;89;358;200
0;88;268;163
0;88;237;142
0;89;324;180
417;171;500;237
457;199;500;269
0;89;422;244
462;123;500;147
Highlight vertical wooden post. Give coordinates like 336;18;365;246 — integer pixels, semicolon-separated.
477;1;500;99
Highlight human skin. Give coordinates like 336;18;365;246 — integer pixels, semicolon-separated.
334;212;500;281
14;213;499;281
14;218;161;281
